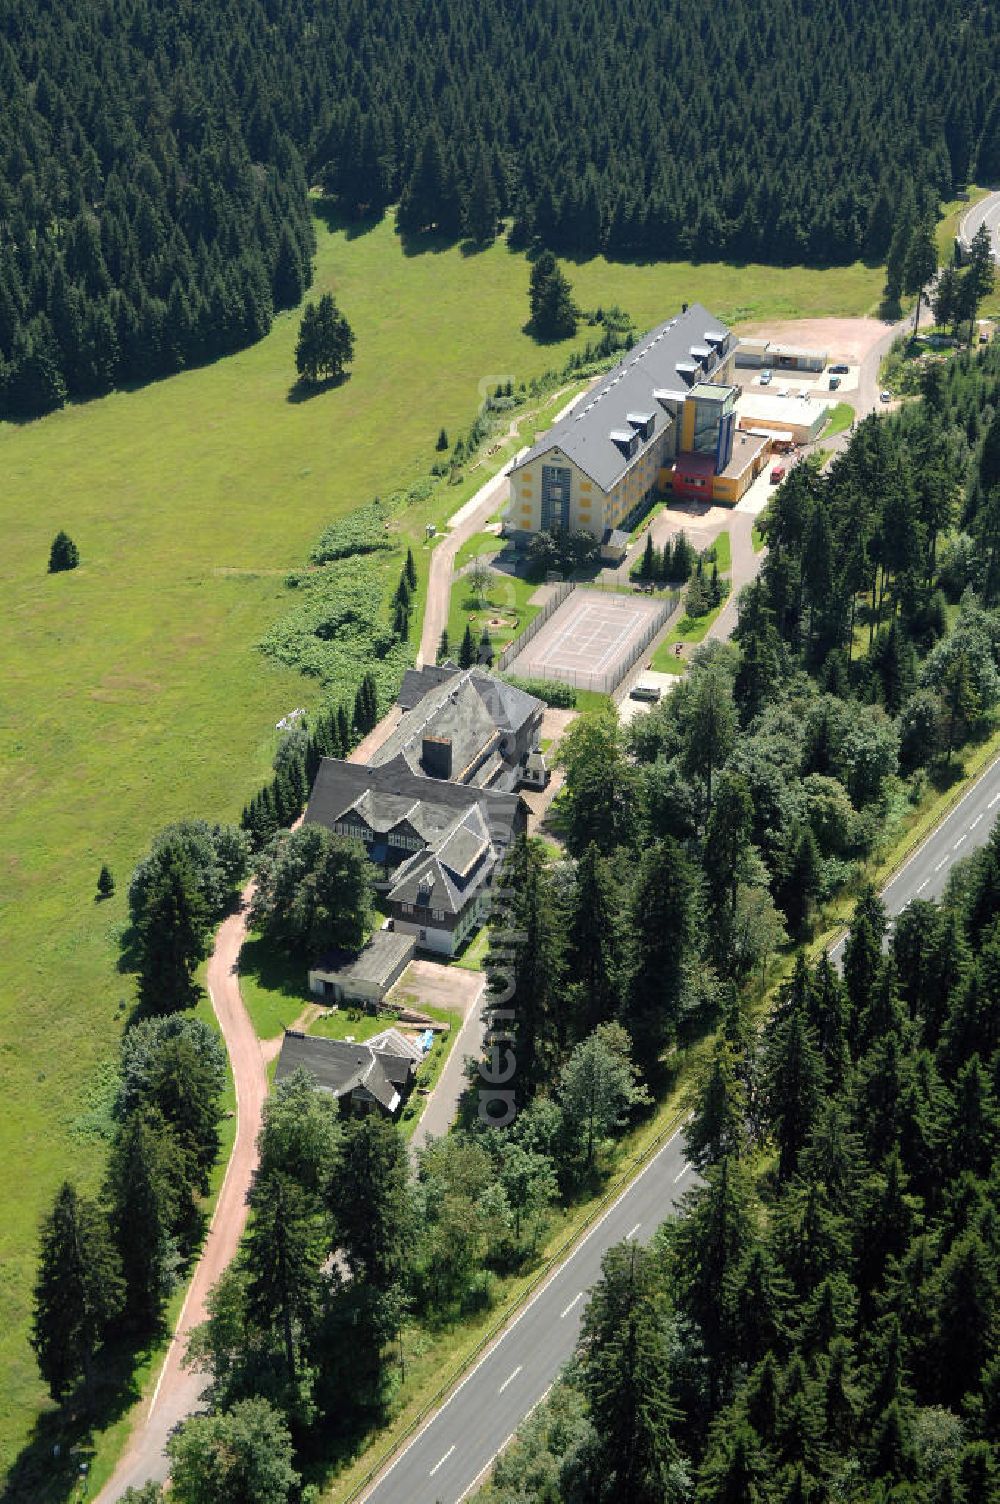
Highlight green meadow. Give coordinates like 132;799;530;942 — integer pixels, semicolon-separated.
0;205;883;1481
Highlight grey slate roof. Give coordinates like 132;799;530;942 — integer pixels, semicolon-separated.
370;666;541;785
387;804;493;915
514;303;732;493
304;758;524;852
310;930;415;989
275;1030;416;1114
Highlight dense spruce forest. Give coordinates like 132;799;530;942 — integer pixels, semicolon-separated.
2;0;998;419
479;860;1000;1504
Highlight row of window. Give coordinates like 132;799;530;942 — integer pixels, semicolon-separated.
331;819;422;852
400;901;447;921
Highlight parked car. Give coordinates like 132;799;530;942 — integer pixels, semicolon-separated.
829;363;849;374
770;463;786;483
829;375;842;390
880;390;892;403
760;370;773;385
630;683;662;703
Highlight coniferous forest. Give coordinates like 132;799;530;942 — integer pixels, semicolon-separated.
1;0;998;420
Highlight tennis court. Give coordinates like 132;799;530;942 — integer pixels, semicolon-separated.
506;589;670;693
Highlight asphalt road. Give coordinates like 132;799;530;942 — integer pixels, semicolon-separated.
363;750;1000;1504
360;1125;695;1504
828;752;1000;964
959;190;1000;263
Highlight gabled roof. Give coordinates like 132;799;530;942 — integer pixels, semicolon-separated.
513;303;732;493
305;758;524;854
275;1030;417;1114
309;930;415;989
387;804;494;914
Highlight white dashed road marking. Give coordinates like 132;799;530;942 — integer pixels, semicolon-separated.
430;1446;455;1477
498;1366;522;1395
673;1163;691;1184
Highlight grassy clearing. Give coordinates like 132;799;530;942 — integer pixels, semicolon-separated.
239;935;316;1041
823;401;855;437
446;570;540;659
0;201;885;1480
650;603;722;668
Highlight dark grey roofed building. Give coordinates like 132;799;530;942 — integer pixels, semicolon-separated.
369;665;543;792
304;756;526;955
275;1029;418;1118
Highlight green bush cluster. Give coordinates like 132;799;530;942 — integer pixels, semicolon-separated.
309;496;398;563
503;675;577;708
259;555;413;695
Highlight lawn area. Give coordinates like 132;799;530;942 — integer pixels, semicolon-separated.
752;524;767;553
706;530;731;572
452;925;491;972
453;532;503;573
650;603;723;669
0;201;886;1482
239;934;316;1041
822;402;855;438
446;568;540;659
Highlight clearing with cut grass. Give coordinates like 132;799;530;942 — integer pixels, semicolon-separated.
0;202;885;1483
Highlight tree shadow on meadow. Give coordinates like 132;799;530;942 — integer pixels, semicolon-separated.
286;370;351;405
310;196;384;241
0;1328;166;1504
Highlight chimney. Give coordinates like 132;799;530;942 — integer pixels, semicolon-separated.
422;735;452;779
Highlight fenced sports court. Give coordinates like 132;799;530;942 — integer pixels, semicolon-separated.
504;587;673;694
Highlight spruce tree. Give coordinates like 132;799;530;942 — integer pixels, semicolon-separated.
578;1243;680;1504
621;837;698;1078
437;627;450;662
105;1109;183;1328
97;862;115;899
528;251;577;340
136;848;209;1012
436;427;449;451
31;1182;124;1403
464;143;500;245
458;621;476;668
245;1170;325;1383
405;546;417;591
48;530;80;573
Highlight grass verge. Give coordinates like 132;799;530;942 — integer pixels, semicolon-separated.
650;603;723;668
822;401;855;438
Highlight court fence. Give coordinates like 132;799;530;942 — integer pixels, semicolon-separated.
496;579;574;672
502;585;678;696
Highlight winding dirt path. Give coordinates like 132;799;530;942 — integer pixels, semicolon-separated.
96;884;267;1501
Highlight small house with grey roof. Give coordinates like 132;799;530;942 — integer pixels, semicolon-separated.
506;304;757;540
275;1027;423;1119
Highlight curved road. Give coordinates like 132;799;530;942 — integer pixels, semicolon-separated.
96;883;268;1501
357;751;1000;1504
959;189;1000;263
